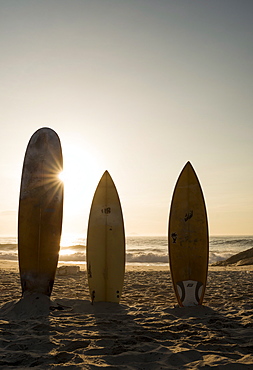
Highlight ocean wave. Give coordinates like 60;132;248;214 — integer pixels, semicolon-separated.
60;244;85;250
0;244;18;251
0;252;18;261
209;252;235;264
59;252;170;264
126;237;167;248
59;252;85;262
210;237;253;247
126;253;169;263
0;236;252;265
0;250;248;265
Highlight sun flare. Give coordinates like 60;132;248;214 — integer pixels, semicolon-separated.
58;171;65;183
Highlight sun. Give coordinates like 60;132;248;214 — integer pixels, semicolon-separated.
58;140;105;234
58;171;66;183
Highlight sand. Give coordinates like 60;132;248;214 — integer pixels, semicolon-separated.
0;261;253;369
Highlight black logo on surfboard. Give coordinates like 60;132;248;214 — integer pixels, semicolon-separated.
171;233;177;243
101;207;111;214
184;210;193;222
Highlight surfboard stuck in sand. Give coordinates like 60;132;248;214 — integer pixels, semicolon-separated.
168;161;209;307
86;171;125;303
18;127;63;296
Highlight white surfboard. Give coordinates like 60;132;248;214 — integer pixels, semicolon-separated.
86;171;125;303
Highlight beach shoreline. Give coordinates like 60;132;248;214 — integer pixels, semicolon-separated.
1;259;253;272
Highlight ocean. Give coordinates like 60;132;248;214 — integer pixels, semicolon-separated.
0;235;252;267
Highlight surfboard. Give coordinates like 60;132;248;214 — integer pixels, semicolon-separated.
18;127;63;296
168;161;209;307
86;171;125;303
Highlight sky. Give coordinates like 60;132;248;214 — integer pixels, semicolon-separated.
0;0;252;237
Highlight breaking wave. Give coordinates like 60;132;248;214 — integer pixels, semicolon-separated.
0;236;252;265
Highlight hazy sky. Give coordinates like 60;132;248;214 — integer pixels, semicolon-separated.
0;0;252;237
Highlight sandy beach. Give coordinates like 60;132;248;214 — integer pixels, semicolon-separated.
0;261;252;369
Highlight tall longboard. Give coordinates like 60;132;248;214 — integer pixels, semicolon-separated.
168;162;208;306
86;171;125;303
18;128;63;296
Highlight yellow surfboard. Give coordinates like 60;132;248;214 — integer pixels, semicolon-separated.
168;162;209;306
18;128;63;296
86;171;125;303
